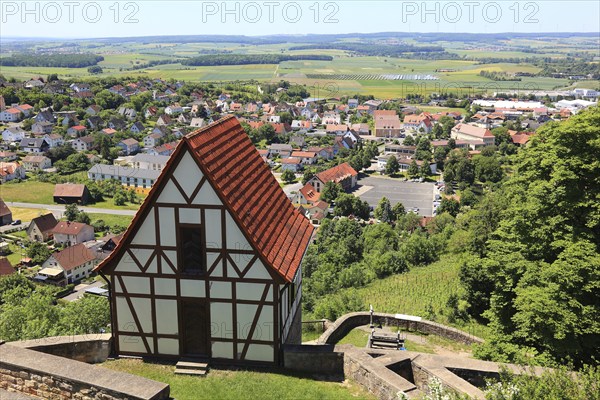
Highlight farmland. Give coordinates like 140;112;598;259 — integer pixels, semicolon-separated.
1;33;595;97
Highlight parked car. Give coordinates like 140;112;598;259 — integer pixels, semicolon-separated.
11;220;21;225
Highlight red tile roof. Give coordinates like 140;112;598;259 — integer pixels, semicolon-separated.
31;213;58;233
0;198;11;217
0;258;14;276
52;221;93;236
316;162;358;184
52;244;96;271
54;184;86;198
97;115;314;282
299;184;320;203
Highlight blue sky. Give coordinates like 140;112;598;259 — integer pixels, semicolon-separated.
1;1;599;39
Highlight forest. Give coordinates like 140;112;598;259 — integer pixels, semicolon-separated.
0;53;104;68
288;43;446;57
303;107;599;369
180;54;333;66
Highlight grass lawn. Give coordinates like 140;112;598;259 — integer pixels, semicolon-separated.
8;207;50;222
349;254;490;340
88;213;134;228
102;359;375;400
338;329;369;348
0;180;55;204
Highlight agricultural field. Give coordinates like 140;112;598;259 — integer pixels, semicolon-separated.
345;254;490;340
1;35;587;97
102;359;375;400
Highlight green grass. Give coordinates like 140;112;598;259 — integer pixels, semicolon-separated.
338;329;369;348
0;180;55;204
350;254;490;340
88;213;133;228
101;359;376;400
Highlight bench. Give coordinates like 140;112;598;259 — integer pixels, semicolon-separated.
369;331;406;350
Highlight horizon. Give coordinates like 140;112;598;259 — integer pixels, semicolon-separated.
1;1;598;39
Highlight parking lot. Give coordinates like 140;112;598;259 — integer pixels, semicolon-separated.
354;175;435;217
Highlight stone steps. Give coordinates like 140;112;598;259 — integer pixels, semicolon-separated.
175;360;209;377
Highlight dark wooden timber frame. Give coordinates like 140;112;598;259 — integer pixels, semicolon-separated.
97;139;302;365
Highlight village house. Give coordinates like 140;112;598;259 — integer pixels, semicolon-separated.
130;154;170;171
165;103;183;115
307;146;334;160
268;144;293;158
374;110;402;137
32;121;54;135
144;133;164;148
19;138;49;153
108;117;127;131
72;136;95;152
94;115;313;364
322;111;341;125
351;123;370;135
88;164;160;189
150;141;179;156
0;151;17;162
190;117;207;128
53;183;90;205
325;124;348;134
451;124;495;147
384;144;416;157
118;107;137;120
293;183;321;205
290;151;317;165
0;107;23;122
403;114;433;133
38;243;97;286
130;121;145;134
67;125;87;138
86;105;101;115
280;157;302;172
88;116;104;130
27;213;58;242
291;120;313;130
34;109;55;123
22;155;52;171
45;133;64;148
378;155;437;174
308;162;358;192
118;138;141;155
2;127;27;143
157;115;174;126
0;162;26;183
51;221;95;246
0;199;12;226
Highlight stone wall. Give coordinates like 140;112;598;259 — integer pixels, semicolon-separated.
318;312;483;346
282;344;344;375
0;344;169;400
9;334;111;364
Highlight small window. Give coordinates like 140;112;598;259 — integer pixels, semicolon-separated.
179;224;205;274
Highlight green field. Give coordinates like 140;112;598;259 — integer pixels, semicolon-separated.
102;359;375;400
347;254;489;340
0;180;142;211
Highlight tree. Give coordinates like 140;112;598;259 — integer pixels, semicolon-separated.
437;197;460;217
88;65;103;74
333;194;370;219
26;242;52;264
392;202;406;220
374;197;393;223
64;204;80;222
385;155;400;175
302;170;315;185
463;107;600;366
320;181;341;203
474;155;503;183
113;191;127;206
403;135;415;146
281;168;296;184
407;160;420;178
419;163;432;178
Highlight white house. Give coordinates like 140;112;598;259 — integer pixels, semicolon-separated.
72;136;95;152
88;164;161;189
22;155;52;171
0;108;22;122
130;154;170;171
51;221;95;246
39;244;97;285
2;127;26;143
93;115;313;364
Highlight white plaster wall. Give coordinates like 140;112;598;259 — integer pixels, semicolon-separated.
155;299;178;335
130;209;156;245
209;281;231;299
210;302;233;339
158;207;176;246
158;338;179;355
180;279;205;297
131;298;153;333
204;209;222;248
173;151;203;197
121;276;150;295
211;341;233;359
240;344;274;363
154;278;177;296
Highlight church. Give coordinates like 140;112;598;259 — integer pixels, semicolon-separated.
95;115;314;365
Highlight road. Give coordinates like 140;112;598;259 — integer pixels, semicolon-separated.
6;202;138;218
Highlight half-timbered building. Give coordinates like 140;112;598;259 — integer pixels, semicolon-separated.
95;116;314;366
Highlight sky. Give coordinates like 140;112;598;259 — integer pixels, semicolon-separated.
0;1;599;39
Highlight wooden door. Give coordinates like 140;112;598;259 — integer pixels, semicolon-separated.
181;300;210;357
